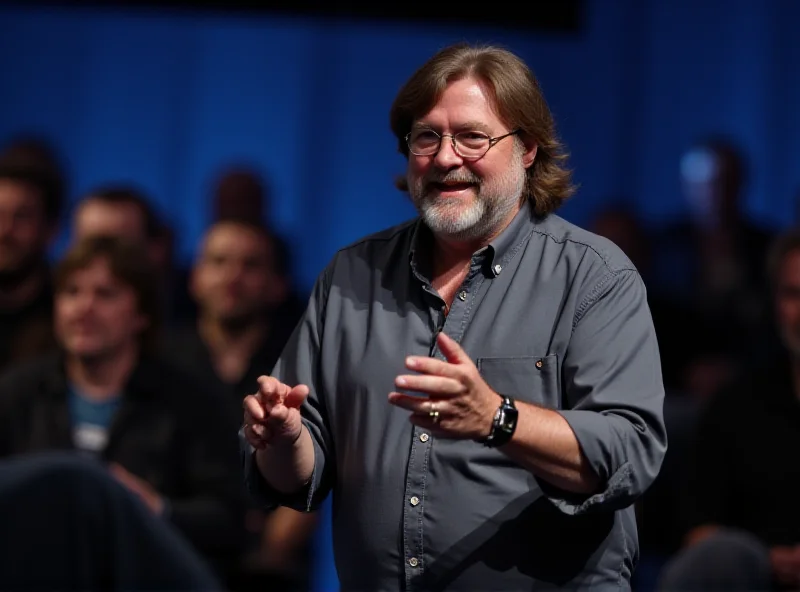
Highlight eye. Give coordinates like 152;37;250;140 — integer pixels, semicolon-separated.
411;131;440;147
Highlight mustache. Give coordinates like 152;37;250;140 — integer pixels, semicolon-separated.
424;170;481;186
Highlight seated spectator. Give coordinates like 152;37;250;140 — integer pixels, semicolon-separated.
164;218;315;590
71;185;187;324
658;228;800;591
0;161;63;372
0;236;248;585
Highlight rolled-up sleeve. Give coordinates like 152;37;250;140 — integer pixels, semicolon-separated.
241;265;335;513
545;268;667;514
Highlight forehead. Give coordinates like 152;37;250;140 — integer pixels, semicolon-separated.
416;77;505;131
204;223;269;256
0;179;43;210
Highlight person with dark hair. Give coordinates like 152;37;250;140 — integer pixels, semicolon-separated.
0;161;64;371
165;218;316;590
658;228;800;591
241;43;666;590
0;235;248;585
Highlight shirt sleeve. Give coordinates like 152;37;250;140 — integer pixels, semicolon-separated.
241;264;335;513
542;268;668;515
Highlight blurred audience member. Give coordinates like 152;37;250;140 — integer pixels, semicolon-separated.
649;138;776;400
0;161;63;371
0;236;248;584
658;228;800;591
0;452;220;590
210;165;306;317
72;185;163;266
213;166;268;223
71;185;188;324
653;137;774;355
164;219;314;590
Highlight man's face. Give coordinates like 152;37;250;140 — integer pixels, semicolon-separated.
0;179;50;277
191;223;285;323
406;77;536;243
73;199;147;244
55;258;148;360
776;249;800;357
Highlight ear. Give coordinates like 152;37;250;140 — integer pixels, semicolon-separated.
520;136;538;169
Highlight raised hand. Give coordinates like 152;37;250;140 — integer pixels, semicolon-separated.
388;332;499;439
243;376;310;450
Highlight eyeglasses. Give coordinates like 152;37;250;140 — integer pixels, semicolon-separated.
405;128;520;160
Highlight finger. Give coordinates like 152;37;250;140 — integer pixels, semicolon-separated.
265;402;292;426
436;332;471;365
243;395;265;422
388;392;432;413
257;376;288;404
405;355;462;378
284;384;310;408
244;423;268;449
395;374;463;397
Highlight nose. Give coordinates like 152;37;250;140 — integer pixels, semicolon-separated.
433;134;464;170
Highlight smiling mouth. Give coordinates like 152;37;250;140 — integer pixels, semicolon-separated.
431;182;475;192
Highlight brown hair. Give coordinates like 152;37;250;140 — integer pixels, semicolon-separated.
80;185;161;240
390;43;575;216
0;162;64;225
53;235;162;349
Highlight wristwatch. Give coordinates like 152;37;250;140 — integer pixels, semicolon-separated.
481;395;518;448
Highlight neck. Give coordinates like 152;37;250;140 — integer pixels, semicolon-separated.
65;345;139;401
0;263;47;310
198;314;267;357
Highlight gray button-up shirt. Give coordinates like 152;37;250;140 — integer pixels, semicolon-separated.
242;203;667;591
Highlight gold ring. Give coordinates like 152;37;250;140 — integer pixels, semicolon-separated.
428;403;440;423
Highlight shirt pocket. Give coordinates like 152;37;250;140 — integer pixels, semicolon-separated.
476;354;559;408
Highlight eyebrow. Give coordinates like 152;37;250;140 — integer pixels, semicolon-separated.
411;120;494;134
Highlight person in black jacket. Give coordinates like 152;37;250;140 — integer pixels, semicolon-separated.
0;235;248;585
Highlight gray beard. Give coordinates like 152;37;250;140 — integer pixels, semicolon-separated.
408;147;527;243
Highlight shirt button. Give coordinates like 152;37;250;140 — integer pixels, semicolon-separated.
408;557;419;567
458;290;467;301
410;496;420;506
535;359;543;369
419;433;430;442
493;264;502;275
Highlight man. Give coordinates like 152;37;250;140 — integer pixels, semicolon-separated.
168;219;299;410
71;185;169;272
242;44;667;590
0;236;247;583
165;218;316;588
658;229;800;591
0;162;62;371
71;185;187;324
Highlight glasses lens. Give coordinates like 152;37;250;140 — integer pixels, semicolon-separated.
455;132;490;158
408;130;440;155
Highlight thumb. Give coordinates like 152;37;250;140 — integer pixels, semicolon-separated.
436;332;470;364
284;384;310;408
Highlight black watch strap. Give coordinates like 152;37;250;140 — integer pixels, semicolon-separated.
481;395;518;448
